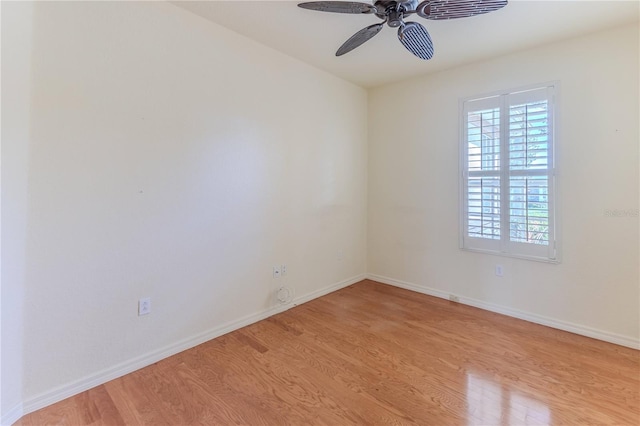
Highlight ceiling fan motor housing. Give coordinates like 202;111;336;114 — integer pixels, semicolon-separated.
374;0;419;27
387;10;403;27
374;0;419;14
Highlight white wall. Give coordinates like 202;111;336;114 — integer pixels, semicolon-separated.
2;1;367;417
368;24;639;346
1;0;33;421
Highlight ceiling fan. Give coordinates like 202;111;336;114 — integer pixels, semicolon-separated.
298;0;508;60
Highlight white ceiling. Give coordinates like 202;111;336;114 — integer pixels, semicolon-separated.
171;0;640;88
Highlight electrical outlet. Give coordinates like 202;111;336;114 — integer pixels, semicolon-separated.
138;297;151;316
495;265;504;277
449;294;460;303
273;266;281;278
281;264;287;276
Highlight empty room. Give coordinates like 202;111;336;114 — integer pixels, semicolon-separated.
2;0;638;424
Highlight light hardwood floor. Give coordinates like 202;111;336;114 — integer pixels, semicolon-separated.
16;280;639;425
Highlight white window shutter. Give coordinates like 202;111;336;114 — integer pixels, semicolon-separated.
460;84;558;262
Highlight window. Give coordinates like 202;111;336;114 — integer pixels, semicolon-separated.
460;84;558;262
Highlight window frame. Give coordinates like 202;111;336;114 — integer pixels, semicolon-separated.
459;82;560;263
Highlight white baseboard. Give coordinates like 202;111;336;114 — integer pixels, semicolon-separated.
1;403;23;426
20;274;367;418
367;273;640;350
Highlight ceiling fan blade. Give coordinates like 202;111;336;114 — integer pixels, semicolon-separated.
417;0;507;20
298;1;376;14
398;22;434;60
336;22;384;56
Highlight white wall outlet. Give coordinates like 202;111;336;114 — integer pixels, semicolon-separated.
281;264;287;276
138;297;151;316
273;265;281;278
449;294;460;303
495;264;504;277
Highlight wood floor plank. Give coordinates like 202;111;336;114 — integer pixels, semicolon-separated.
290;305;473;423
239;322;419;424
243;318;421;423
104;370;175;426
15;280;640;425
